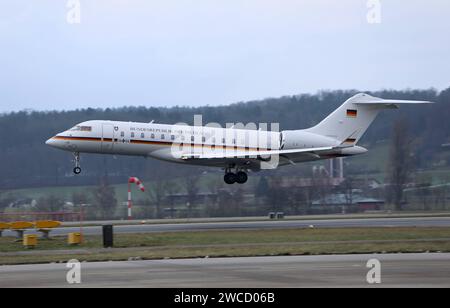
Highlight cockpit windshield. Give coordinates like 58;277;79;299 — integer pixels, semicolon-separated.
69;125;92;132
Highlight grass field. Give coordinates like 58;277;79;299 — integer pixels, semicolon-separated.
5;183;133;203
1;227;450;265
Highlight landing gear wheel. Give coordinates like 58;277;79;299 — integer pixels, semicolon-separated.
224;173;237;185
73;152;81;175
236;171;248;184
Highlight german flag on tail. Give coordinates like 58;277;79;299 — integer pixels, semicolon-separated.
346;109;357;117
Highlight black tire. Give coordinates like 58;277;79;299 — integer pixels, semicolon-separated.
236;171;248;184
73;167;82;175
224;173;236;185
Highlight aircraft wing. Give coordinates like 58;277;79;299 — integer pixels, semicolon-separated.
181;146;333;160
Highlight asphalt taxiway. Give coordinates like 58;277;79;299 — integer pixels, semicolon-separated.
1;253;449;287
2;216;450;237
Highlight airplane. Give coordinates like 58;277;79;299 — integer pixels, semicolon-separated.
46;93;432;184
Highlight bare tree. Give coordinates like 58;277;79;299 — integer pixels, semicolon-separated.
71;191;91;219
36;195;64;212
151;180;168;219
289;188;309;215
387;119;413;211
164;180;180;219
415;174;432;211
0;192;14;215
267;176;288;213
72;191;88;207
184;175;200;218
254;176;270;209
216;189;232;217
341;176;354;214
311;167;332;210
206;175;224;195
92;178;117;219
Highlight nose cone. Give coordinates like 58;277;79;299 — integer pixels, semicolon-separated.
45;137;60;148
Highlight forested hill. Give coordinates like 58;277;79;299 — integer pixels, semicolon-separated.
0;88;449;189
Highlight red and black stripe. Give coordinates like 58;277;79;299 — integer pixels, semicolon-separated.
51;136;273;152
346;109;357;117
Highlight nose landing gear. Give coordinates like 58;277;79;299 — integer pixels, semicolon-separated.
73;152;82;175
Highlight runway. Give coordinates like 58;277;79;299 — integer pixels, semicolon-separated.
1;253;449;287
2;216;450;237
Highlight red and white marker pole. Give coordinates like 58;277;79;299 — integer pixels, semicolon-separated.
127;177;145;220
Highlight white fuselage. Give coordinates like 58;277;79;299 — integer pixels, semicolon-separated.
46;120;366;171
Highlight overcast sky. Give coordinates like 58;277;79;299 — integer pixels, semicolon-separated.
0;0;449;112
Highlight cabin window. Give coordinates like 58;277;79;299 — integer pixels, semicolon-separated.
151;133;155;139
171;135;175;141
131;132;135;138
232;139;236;145
141;133;145;138
120;132;125;137
191;136;195;142
69;126;92;132
161;134;165;140
222;138;226;144
202;137;206;143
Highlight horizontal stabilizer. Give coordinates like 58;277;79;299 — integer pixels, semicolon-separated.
355;99;433;106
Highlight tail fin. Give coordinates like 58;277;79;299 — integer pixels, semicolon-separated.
305;93;432;145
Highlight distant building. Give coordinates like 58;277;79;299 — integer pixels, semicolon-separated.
277;176;344;188
165;192;218;205
7;198;36;210
350;178;383;190
311;193;385;214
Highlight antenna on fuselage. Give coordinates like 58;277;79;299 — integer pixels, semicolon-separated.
149;120;155;124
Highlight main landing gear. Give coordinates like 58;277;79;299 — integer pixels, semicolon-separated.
224;167;248;185
73;152;82;175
